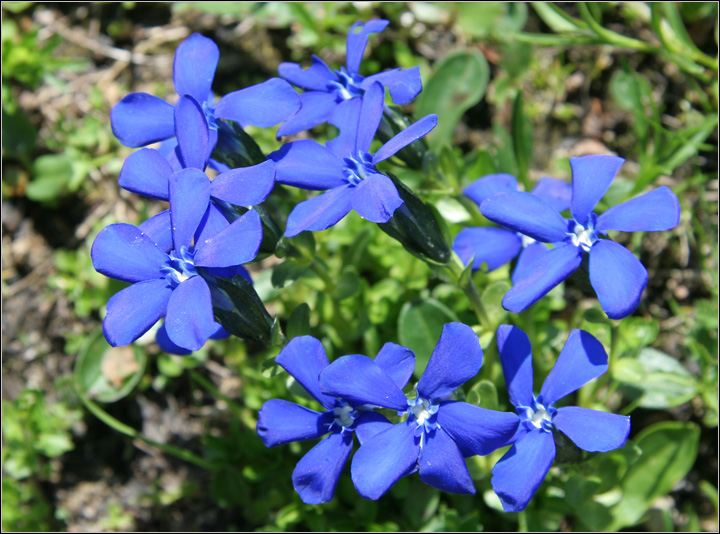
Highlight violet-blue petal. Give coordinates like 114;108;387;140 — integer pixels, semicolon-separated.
91;223;167;283
293;431;353;504
362;67;422;105
326;98;362;158
139;210;173;253
554;406;630;452
174;95;210;170
373;114;438;165
480;191;568;243
345;19;389;75
531;177;572;212
257;399;331;447
351;173;403;223
194;209;262;268
570;155;625;226
438;401;521;456
511;242;549;285
374;342;415;390
355;412;394;446
496;324;535;408
270;139;346;190
210;324;230;340
110;92;175;148
173;33;219;103
589;239;648;320
595;186;680;233
453;227;522;272
319;355;408;411
491;428;556;513
103;279;172;346
351;422;420;500
276;91;337;138
215;78;300;127
284;186;354;238
164;275;217;351
118;148;172;200
464;173;518;207
355;82;385;153
155;322;192;356
419;428;475;494
417;322;483;400
210;160;275;207
502;243;582;313
278;55;335;91
193;204;229;246
275;336;336;409
540;329;608;405
168;168;210;250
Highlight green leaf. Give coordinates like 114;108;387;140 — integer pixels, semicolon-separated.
511;91;533;188
531;2;588;32
35;432;74;458
286;303;311;340
1;104;36;160
271;259;310;288
214;274;273;344
211;467;248;508
27;154;73;203
335;266;360;300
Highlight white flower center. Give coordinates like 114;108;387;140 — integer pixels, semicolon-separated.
333;404;355;428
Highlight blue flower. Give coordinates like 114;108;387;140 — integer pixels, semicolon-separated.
491;325;631;512
319;322;520;499
480;155;681;319
277;20;421;137
270;82;437;236
256;337;409;504
453;173;572;283
111;33;299;150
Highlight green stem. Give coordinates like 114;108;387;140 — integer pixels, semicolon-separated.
189;370;245;419
446;254;491;329
517;510;529;532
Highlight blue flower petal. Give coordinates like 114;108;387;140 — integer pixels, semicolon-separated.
497;325;535;408
257;399;330;446
319;355;408;411
463;173;518;207
531;177;572;213
362;66;422;105
502;243;582;313
351;173;403;223
326;98;362;158
164;275;217;351
278;55;335;91
118;148;172;200
345;19;389;75
276;91;337;138
138;210;173;253
491;428;556;512
195;209;262;268
215;78;300;127
275;336;336;409
511;242;549;285
355;82;385;153
570;155;625;226
351;422;420;500
417;322;483;400
595;186;680;232
453;227;522;272
554;406;630;452
210;160;275;207
194;204;229;246
480;191;568;243
437;401;520;456
284;185;354;238
355;412;394;446
210;324;230;340
168;168;210;250
292;432;354;504
374;342;415;390
174;95;210;170
110;92;175;148
155;322;192;356
589;239;648;320
419;428;475;494
91;223;167;283
173;33;219;103
373;114;438;165
540;329;608;405
269;140;346;190
103;279;172;346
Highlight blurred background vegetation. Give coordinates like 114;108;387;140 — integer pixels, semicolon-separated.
2;2;717;531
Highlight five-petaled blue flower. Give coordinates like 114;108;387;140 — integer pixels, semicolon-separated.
270;82;437;236
256;336;408;504
491;325;631;512
480;155;681;319
319;322;519;499
277;19;421;138
453;173;572;283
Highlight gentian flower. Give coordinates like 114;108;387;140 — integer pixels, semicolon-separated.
480;155;681;319
256;336;407;504
319;322;520;499
270;82;437;236
492;325;631;512
277;19;421;137
453;174;571;283
111;32;299;152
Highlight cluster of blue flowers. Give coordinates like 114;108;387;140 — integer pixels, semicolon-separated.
92;20;680;512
